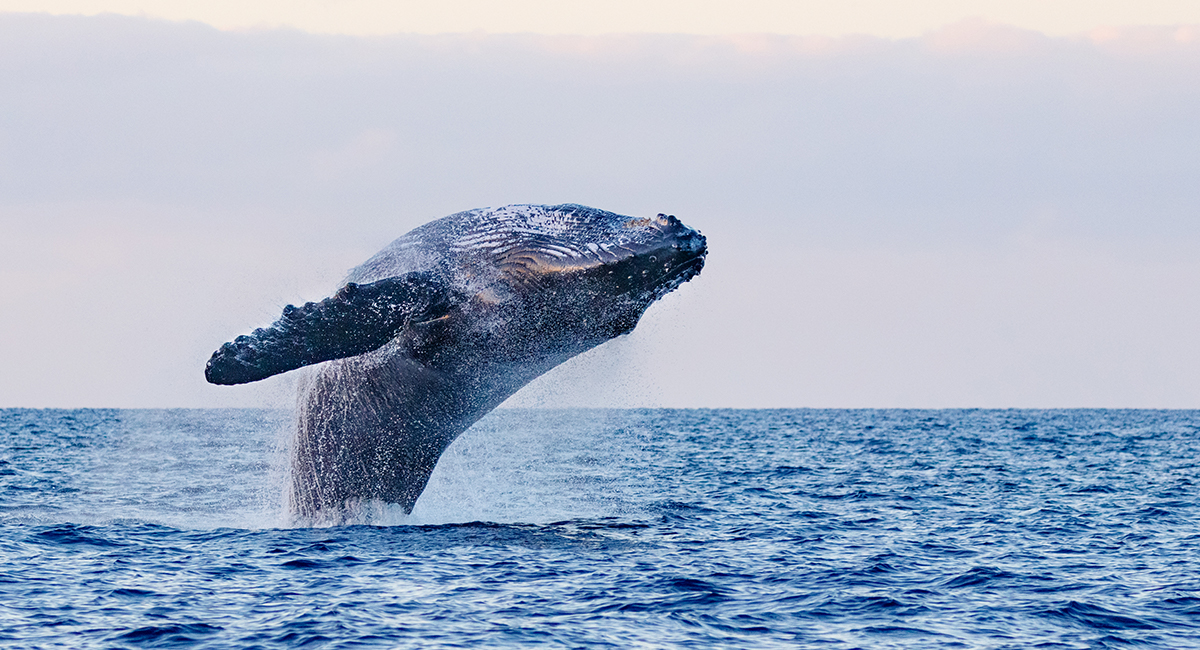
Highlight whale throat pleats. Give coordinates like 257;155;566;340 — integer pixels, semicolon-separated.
205;272;461;385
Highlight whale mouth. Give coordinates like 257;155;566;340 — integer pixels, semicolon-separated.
624;236;706;303
663;228;707;283
668;252;706;283
648;250;704;298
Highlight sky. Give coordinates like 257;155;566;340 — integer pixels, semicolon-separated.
1;6;1199;409
3;0;1200;37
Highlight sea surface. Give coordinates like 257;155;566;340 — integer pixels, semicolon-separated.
1;408;1198;648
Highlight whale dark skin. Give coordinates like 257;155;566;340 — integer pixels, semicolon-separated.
205;204;706;521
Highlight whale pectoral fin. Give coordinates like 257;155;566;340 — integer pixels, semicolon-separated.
205;272;461;385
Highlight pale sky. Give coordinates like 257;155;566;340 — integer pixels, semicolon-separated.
1;9;1199;408
3;0;1199;37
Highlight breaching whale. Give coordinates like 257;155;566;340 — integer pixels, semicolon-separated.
205;204;706;520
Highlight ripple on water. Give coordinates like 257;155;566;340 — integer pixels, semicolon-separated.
0;409;1199;648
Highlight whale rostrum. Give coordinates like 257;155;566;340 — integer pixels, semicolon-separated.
205;204;706;521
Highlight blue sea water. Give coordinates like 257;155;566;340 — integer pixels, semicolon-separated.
1;408;1199;648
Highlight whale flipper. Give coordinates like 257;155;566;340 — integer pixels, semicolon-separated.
205;272;462;385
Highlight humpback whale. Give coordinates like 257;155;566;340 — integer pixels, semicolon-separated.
206;204;706;520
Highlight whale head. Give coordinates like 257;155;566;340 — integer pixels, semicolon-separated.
483;206;704;288
456;204;707;340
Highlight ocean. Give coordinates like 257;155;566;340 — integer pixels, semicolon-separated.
1;408;1198;648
